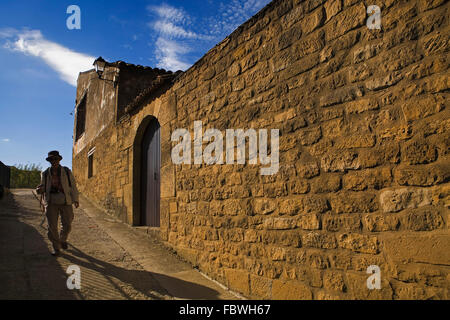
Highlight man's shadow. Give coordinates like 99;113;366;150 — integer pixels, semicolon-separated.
1;191;221;300
0;191;79;300
62;244;221;300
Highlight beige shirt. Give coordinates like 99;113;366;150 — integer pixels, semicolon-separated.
39;166;79;206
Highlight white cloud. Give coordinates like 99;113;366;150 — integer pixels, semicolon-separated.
155;37;190;71
148;3;212;40
148;4;189;24
152;21;213;40
2;29;95;86
0;28;18;38
148;4;215;71
207;0;271;36
1;138;10;142
147;1;271;71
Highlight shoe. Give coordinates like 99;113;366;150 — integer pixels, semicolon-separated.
51;250;61;257
61;242;68;250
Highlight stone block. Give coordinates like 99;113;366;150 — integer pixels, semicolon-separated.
348;64;372;83
278;24;302;50
244;229;260;243
338;233;379;254
401;138;437;165
324;0;342;22
289;179;310;194
315;290;343;300
161;165;175;198
272;279;312;300
169;201;178;213
402;207;445;231
379;188;432;213
274;108;297;123
296;161;320;178
343;167;392;191
319;85;364;108
391;280;447;300
281;52;320;79
301;195;329;214
310;174;341;193
297;126;322;145
330;192;378;214
260;230;301;247
254;198;277;215
329;251;352;270
263;217;298;230
334;133;376;149
302;232;337;249
323;270;346;292
345;98;379;114
364;213;400;232
402;94;445;121
358;143;400;168
321;150;360;172
306;251;331;269
325;2;365;41
201;67;215;81
176;247;200;267
269;247;287;261
421;32;448;56
346;272;393;300
365;73;402;91
158;94;177;126
295;29;325;58
394;163;450;187
264;182;288;198
302;6;324;35
225;269;250;296
279;198;302;215
353;44;380;64
297;214;321;230
250;275;272;299
382;233;450;265
322;214;362;232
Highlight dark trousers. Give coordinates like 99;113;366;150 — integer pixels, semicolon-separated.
46;203;74;251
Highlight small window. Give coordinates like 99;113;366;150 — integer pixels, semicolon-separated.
88;148;95;178
76;94;87;141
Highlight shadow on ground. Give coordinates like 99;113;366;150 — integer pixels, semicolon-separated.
0;191;79;299
63;244;221;300
0;190;221;300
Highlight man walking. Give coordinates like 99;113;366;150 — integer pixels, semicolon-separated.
36;151;79;256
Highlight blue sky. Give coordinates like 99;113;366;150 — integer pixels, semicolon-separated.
0;0;271;169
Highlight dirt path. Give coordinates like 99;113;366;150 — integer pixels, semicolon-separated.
0;189;238;300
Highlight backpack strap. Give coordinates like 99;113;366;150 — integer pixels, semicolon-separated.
63;167;72;188
43;168;49;188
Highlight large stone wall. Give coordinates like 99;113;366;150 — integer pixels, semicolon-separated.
74;0;449;299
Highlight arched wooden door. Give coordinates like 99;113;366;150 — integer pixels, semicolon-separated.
140;118;161;227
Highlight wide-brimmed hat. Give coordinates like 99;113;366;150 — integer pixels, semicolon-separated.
46;150;63;162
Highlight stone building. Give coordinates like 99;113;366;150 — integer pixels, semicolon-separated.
0;161;10;198
73;0;449;299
